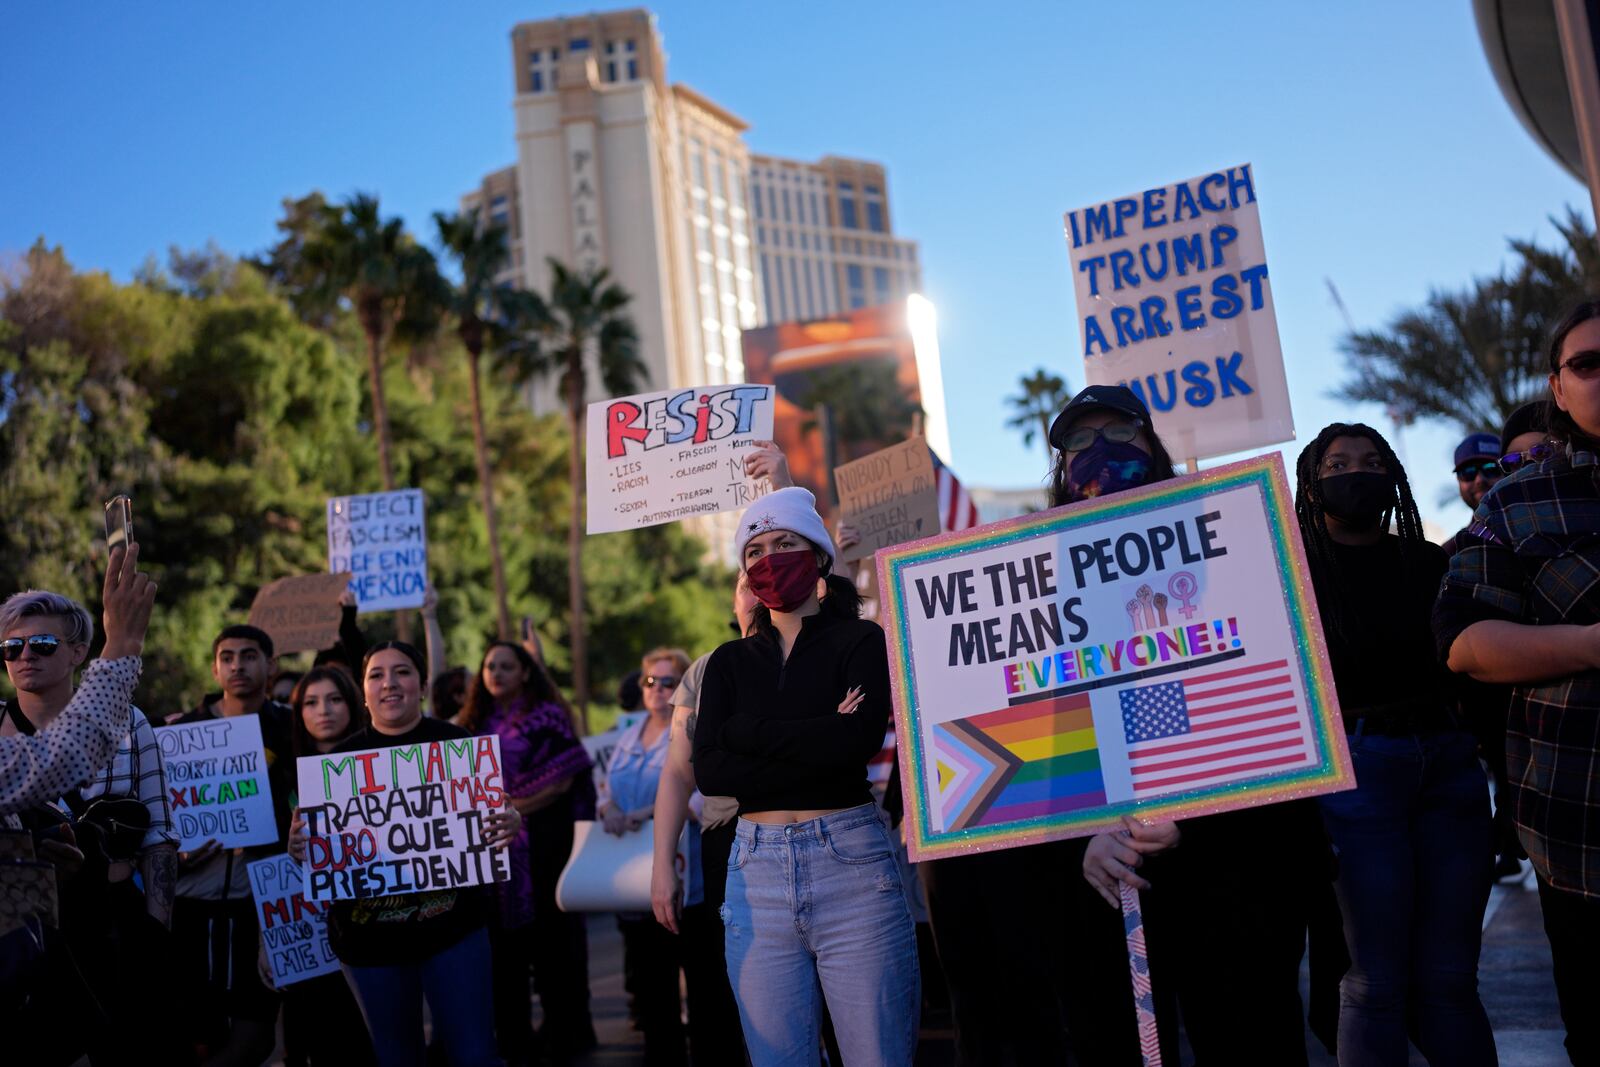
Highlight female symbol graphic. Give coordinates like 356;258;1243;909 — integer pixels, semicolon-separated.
1168;571;1200;619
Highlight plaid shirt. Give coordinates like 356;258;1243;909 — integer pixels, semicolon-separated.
1435;447;1600;899
79;705;179;854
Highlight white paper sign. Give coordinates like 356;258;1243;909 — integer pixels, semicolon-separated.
1064;164;1293;461
554;819;701;912
586;384;776;534
156;716;279;851
247;854;338;988
326;489;428;613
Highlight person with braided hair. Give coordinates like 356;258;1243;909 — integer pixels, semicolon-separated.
1296;423;1495;1067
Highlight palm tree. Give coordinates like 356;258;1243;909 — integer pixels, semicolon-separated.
1006;368;1070;462
435;208;539;641
514;259;646;725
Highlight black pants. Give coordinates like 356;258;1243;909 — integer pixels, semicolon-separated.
619;916;689;1066
684;819;748;1066
1538;876;1600;1066
282;971;376;1067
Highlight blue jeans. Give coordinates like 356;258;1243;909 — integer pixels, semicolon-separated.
343;925;503;1067
722;804;920;1067
1318;729;1495;1067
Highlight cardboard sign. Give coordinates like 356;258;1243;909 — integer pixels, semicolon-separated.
157;715;279;851
586;384;776;534
248;854;338;988
326;489;427;613
580;711;647;793
0;859;56;936
877;455;1352;861
834;436;941;564
1064;164;1293;462
248;573;352;655
297;734;510;902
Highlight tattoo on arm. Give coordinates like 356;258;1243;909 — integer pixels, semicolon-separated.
685;711;697;745
145;845;177;928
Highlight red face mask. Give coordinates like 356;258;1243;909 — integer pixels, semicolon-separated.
745;549;820;612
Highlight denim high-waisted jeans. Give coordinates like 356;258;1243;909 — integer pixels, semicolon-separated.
722;803;920;1067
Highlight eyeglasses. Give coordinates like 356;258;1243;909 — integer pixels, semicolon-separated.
643;675;680;690
1559;351;1600;379
1455;460;1503;482
1500;442;1558;473
1057;420;1144;453
1;635;62;662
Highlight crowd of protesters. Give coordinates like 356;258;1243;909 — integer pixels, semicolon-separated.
7;307;1600;1067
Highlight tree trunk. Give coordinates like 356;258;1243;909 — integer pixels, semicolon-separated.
566;361;590;733
1038;410;1054;465
467;346;513;640
363;318;411;642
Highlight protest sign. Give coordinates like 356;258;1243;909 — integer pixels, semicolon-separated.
248;854;338;988
157;715;279;851
1064;164;1293;462
554;820;701;913
326;489;427;613
580;711;646;794
877;455;1352;862
297;734;510;903
833;436;941;564
586;383;776;534
248;572;352;654
0;860;56;936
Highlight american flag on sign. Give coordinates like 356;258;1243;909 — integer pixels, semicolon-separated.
931;451;980;532
1118;659;1310;797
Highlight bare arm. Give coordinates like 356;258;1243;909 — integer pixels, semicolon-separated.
1448;620;1600;684
142;844;177;927
651;705;698;933
421;585;447;685
510;775;573;817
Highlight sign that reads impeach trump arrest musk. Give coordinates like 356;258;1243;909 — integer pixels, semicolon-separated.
877;455;1352;862
297;734;510;902
1064;164;1293;462
587;384;776;534
326;489;427;614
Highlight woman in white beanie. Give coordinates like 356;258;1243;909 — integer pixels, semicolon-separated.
692;486;919;1067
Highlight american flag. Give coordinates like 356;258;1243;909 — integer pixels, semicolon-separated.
931;451;980;532
1118;659;1309;797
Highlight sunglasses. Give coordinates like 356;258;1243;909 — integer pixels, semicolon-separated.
1500;442;1558;473
1057;420;1143;453
643;675;680;690
1455;460;1503;482
1;635;63;662
1559;351;1600;380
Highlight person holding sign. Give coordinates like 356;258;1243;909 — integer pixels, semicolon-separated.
693;487;920;1067
287;641;522;1067
1296;423;1496;1067
458;641;598;1067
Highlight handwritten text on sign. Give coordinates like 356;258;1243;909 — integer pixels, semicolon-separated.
834;436;941;564
878;456;1351;861
297;735;510;902
248;854;337;988
586;384;776;534
1064;164;1293;462
156;716;278;851
327;489;428;613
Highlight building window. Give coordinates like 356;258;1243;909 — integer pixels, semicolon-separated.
627;59;638;79
605;61;617;81
873;267;892;305
782;189;792;223
865;184;881;196
605;41;615;54
838;180;854;192
866;201;885;233
626;38;637;52
839;196;858;230
569;37;590;50
789;260;803;319
530;70;543;92
847;264;866;309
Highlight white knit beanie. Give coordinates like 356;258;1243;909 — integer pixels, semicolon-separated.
734;487;837;573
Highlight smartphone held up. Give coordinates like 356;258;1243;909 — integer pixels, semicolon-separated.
104;495;133;552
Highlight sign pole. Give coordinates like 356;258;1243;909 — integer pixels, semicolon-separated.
1120;881;1163;1066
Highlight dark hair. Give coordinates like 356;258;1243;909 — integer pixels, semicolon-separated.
271;670;303;694
213;624;274;660
1293;423;1427;643
1547;300;1600;446
457;641;562;733
289;666;370;760
429;666;469;722
361;640;428;683
1047;417;1179;507
617;669;643;712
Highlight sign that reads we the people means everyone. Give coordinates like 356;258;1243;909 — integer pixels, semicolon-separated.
877;455;1353;862
326;489;427;613
297;734;511;903
156;716;279;852
586;383;776;534
1064;164;1294;462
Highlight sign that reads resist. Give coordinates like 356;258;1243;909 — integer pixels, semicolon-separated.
248;854;338;988
1064;164;1293;462
297;735;510;903
326;489;427;613
834;436;941;564
587;384;776;534
157;716;279;852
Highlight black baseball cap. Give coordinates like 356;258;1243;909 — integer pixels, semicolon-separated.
1499;401;1551;455
1048;384;1151;450
1452;432;1500;472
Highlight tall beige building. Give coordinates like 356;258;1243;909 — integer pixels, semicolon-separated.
747;155;922;323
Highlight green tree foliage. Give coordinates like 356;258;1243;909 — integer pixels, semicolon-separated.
1337;209;1598;433
795;359;922;461
0;242;731;723
1005;368;1070;461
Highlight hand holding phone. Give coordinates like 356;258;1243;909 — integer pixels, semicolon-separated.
104;496;133;552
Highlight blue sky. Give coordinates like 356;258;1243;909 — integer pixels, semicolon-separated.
1;1;1584;534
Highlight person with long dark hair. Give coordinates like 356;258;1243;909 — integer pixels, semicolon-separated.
1296;423;1494;1067
1439;300;1600;1066
457;640;598;1066
693;486;919;1066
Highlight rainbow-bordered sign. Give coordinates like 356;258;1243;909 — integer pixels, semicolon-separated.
876;454;1353;861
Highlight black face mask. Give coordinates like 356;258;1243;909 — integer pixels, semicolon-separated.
1319;471;1394;529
